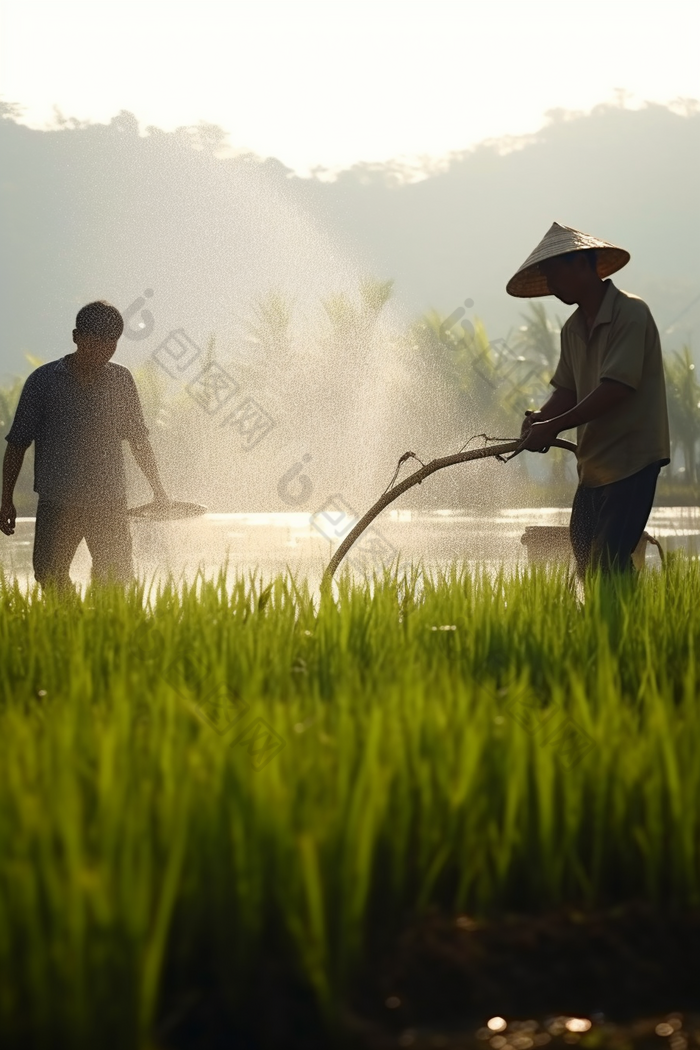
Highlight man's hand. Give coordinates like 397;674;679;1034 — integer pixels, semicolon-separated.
517;379;633;455
0;501;17;536
519;419;561;452
518;388;577;442
520;410;542;437
2;444;27;533
151;490;170;510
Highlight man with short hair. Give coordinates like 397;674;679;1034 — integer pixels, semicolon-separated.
0;300;169;589
507;222;670;576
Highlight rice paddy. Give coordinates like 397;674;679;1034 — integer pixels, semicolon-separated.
1;558;699;1047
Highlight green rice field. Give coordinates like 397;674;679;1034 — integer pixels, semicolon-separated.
1;559;699;1047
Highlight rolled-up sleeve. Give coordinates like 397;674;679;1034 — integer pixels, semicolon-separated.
5;373;42;448
600;312;646;391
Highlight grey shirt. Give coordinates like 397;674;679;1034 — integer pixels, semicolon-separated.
6;356;149;506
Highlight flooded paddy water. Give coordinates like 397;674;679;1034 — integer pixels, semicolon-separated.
1;505;697;589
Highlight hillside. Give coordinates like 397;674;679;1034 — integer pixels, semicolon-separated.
1;100;698;378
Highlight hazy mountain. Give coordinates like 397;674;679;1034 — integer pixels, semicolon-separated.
1;99;699;382
316;101;700;348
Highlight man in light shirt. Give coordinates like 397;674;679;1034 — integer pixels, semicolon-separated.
507;222;670;577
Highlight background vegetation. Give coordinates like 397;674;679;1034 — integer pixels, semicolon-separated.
2;288;697;513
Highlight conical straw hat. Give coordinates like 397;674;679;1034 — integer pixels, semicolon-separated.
506;222;630;298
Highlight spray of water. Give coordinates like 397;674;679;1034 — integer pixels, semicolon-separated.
2;129;538;586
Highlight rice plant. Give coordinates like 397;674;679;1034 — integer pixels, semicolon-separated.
1;560;699;1047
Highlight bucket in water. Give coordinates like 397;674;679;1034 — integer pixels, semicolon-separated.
520;525;661;568
521;525;571;564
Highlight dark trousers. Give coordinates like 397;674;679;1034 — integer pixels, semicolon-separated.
33;499;134;589
570;461;662;577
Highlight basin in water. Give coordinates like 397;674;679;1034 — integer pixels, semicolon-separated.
521;524;663;570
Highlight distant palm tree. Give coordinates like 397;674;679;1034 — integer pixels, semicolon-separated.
419;302;578;493
320;276;394;351
416;310;509;430
512;302;561;371
246;291;294;364
0;375;24;435
508;302;563;410
224;289;298;426
664;345;700;484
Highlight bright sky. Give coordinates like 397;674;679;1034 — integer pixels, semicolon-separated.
1;0;698;174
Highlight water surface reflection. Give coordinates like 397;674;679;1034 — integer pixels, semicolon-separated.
1;507;697;590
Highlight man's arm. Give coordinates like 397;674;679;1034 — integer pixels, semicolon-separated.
521;379;633;451
520;385;577;435
127;436;169;503
120;370;168;504
0;443;27;536
1;369;41;534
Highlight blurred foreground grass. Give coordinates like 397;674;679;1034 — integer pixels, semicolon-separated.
1;561;699;1047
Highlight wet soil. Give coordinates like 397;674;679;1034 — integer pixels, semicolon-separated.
161;903;700;1049
346;902;700;1048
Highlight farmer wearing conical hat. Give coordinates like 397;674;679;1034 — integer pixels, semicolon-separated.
509;222;670;576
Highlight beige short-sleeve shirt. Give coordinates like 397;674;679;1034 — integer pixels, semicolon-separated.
550;280;670;487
